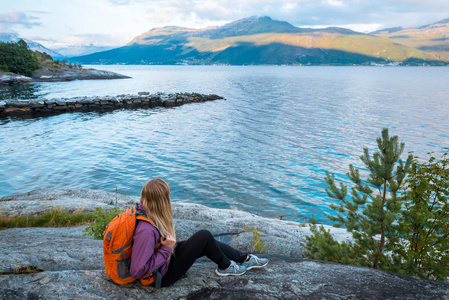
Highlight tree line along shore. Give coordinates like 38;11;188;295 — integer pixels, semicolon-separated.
0;40;130;86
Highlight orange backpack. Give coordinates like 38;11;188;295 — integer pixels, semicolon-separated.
103;203;162;287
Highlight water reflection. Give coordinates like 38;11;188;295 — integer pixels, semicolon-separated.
0;83;47;100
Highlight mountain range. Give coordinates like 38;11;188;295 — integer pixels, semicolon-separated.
0;33;63;58
13;16;449;66
0;33;116;58
373;18;449;62
68;16;449;66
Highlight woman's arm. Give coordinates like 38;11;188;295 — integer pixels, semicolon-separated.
130;221;173;279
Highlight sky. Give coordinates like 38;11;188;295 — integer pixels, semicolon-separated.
1;0;448;51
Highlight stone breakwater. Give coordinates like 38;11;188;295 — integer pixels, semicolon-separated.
0;92;224;118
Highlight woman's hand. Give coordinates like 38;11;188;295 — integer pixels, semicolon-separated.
161;234;176;250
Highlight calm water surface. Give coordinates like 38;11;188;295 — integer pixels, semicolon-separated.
1;66;448;224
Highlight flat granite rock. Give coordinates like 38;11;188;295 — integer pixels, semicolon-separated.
1;254;448;300
0;227;102;273
1;189;448;299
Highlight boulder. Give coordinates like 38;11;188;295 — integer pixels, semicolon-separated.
164;99;177;107
29;101;46;108
55;100;67;106
8;101;30;108
79;99;95;104
2;106;32;116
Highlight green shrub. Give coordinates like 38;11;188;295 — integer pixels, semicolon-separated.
304;128;449;280
83;207;122;240
305;215;363;265
390;151;449;280
252;229;266;253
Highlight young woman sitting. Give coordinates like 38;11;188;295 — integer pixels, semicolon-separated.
130;178;268;287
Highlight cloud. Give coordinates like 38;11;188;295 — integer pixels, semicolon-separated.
303;23;383;33
0;12;42;31
327;0;344;7
107;0;131;5
27;10;53;15
137;0;449;30
4;0;449;49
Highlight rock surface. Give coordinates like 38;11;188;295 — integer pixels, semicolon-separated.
1;189;448;299
2;254;448;300
0;188;350;258
0;71;32;85
0;227;102;273
31;66;130;82
0;67;127;86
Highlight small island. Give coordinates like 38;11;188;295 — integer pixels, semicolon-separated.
0;40;129;86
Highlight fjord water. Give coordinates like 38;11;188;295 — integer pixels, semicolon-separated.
1;66;448;224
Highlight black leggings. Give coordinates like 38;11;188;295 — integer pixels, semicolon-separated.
161;229;247;287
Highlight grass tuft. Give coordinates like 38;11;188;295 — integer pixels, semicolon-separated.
0;208;95;230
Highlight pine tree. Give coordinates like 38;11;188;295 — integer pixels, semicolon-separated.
305;128;413;269
0;40;39;76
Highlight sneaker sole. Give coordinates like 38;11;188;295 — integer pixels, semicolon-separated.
215;269;246;277
245;261;269;270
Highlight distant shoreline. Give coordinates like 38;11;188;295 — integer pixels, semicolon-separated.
0;67;130;86
73;62;449;67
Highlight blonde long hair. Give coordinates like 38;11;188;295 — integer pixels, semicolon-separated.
140;178;176;240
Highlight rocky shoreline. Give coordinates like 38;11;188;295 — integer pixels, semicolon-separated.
0;92;224;118
0;67;129;86
0;72;32;85
31;67;130;82
1;189;448;299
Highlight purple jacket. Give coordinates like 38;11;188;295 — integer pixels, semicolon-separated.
130;204;173;279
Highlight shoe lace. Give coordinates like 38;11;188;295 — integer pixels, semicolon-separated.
250;255;258;263
229;260;238;271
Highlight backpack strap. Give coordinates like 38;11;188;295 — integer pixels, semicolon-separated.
135;203;163;237
155;270;162;288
